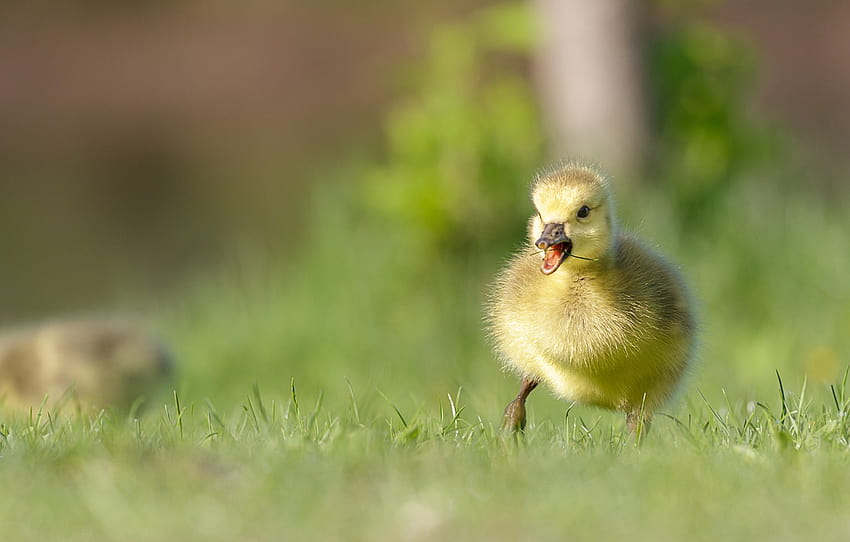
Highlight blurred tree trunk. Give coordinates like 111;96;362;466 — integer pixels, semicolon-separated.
532;0;648;178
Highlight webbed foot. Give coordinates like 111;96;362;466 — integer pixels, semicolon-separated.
502;397;528;431
501;378;539;432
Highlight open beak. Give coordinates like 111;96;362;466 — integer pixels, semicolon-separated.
536;223;572;275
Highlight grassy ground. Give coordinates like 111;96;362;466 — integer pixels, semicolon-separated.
5;166;847;541
4;6;848;539
5;27;850;535
2;373;850;542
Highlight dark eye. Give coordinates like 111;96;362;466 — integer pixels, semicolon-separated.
577;205;591;219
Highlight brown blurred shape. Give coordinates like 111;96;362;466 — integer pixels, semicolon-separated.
0;2;488;319
533;0;649;176
0;318;173;411
1;1;849;320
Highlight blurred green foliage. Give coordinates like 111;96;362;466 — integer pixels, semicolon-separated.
650;19;780;222
162;2;848;425
362;3;542;258
4;5;850;540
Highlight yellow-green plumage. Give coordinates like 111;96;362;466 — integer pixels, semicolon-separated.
488;163;696;430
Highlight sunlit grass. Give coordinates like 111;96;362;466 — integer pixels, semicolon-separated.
62;157;843;541
4;4;849;539
2;372;850;541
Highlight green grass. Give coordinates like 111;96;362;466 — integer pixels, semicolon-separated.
3;170;848;541
3;373;850;542
5;5;849;538
5;72;850;539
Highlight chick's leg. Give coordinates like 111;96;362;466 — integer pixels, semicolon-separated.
502;377;539;431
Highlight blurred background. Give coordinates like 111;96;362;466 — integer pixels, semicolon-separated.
1;1;848;418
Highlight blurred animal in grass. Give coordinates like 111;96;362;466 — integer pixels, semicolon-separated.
0;318;173;411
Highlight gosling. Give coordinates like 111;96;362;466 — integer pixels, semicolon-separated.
0;318;173;411
488;163;696;434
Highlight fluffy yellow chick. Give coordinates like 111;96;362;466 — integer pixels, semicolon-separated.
0;318;173;411
488;163;696;433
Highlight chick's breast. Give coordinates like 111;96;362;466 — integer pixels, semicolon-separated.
489;235;696;411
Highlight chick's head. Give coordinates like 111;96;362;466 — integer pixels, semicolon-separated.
527;165;616;275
